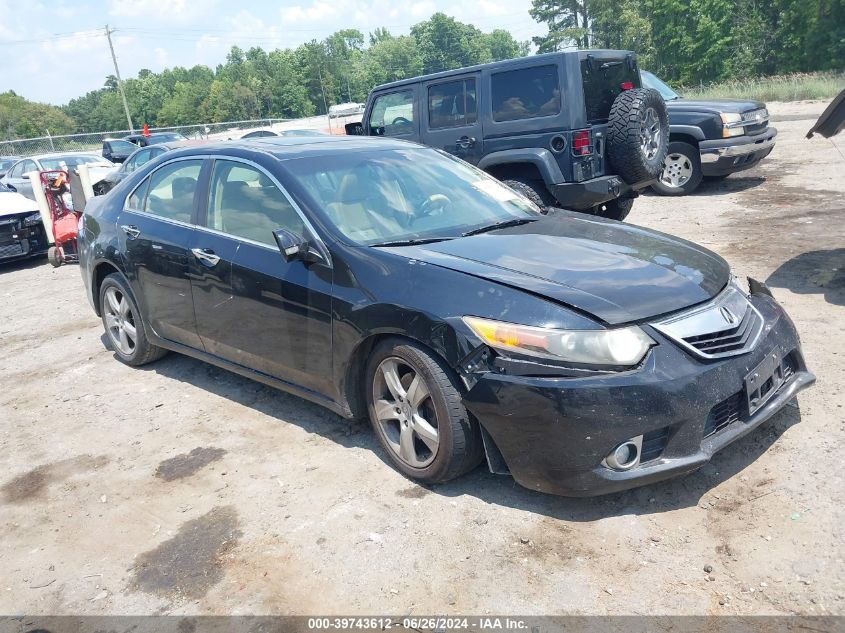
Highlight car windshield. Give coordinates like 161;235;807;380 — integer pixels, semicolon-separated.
39;155;108;170
641;71;680;100
107;140;137;152
284;148;541;246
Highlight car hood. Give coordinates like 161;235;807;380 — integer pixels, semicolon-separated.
807;87;845;138
666;97;766;114
0;191;40;218
384;214;731;325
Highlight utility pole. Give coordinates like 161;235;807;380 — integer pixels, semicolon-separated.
105;25;135;133
317;66;331;132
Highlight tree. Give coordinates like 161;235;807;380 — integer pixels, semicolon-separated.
410;13;488;74
530;0;590;51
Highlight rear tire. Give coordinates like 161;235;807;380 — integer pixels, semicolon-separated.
592;197;634;222
99;273;167;366
651;141;703;196
502;178;557;212
607;88;669;184
47;246;62;268
365;339;484;484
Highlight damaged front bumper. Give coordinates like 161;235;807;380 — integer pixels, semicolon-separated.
461;284;814;497
0;214;49;262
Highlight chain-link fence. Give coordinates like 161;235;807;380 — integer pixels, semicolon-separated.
0;118;295;157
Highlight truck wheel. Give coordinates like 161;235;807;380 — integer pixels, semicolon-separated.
592;197;634;222
502;178;556;212
607;88;669;185
365;339;484;484
651;141;703;196
47;246;62;268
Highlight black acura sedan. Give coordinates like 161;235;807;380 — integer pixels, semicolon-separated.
79;136;814;496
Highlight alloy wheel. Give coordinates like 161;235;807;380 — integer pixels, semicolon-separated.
103;286;137;356
640;107;662;161
372;357;440;468
660;152;694;188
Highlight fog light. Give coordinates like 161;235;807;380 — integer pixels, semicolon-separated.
603;435;642;471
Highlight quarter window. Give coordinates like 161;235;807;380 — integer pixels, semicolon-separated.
369;90;414;136
207;160;304;246
7;162;23;178
428;79;477;129
491;64;561;122
143;160;202;223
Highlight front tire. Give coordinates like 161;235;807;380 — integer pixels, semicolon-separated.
365;339;484;484
99;273;167;366
651;141;703;196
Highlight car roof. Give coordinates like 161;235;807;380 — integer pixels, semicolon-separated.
369;49;633;92
19;152;104;161
160;135;419;161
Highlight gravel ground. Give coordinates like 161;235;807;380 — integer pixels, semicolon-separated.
1;100;842;617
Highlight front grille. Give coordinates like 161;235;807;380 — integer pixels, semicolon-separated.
704;392;743;438
651;283;764;360
641;427;670;462
683;305;761;356
742;108;769;136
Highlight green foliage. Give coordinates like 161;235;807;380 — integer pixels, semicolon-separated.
531;0;845;85
681;71;845;102
0;91;76;140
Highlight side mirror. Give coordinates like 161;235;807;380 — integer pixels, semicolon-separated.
273;228;324;264
345;122;364;136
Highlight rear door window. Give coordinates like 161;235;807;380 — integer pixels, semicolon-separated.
581;56;640;123
428;79;477;129
143;160;202;224
369;90;414;137
491;65;560;122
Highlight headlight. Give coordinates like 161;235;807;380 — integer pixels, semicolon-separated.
23;212;42;226
463;316;655;367
720;112;744;138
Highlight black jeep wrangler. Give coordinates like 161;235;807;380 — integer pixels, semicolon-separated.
347;50;669;221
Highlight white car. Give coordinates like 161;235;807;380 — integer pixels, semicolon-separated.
0;153;115;200
0;181;47;262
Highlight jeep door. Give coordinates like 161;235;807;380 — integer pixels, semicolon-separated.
421;75;483;165
366;88;420;141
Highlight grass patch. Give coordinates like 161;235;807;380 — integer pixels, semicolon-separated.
680;71;844;102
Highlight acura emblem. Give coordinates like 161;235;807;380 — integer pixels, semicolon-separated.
720;306;737;324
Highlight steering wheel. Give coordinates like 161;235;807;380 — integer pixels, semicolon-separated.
417;194;451;221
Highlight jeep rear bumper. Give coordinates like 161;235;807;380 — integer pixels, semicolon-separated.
548;176;653;211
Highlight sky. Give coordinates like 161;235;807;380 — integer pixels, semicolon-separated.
0;0;545;106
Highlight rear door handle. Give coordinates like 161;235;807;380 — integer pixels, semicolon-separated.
456;136;476;149
192;248;220;266
120;224;140;239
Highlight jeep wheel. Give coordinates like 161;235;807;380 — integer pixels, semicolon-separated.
651;141;703;196
607;88;669;185
592;197;634;222
502;178;556;212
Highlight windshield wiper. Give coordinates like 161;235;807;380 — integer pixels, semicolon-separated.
370;236;454;247
461;217;537;237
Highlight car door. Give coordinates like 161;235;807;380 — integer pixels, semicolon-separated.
191;157;334;395
421;75;483;164
120;158;206;349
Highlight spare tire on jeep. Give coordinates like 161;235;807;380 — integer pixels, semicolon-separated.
606;88;669;185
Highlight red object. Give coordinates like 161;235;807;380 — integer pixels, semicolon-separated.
39;170;81;267
620;81;634;90
572;130;592;156
143;123;150;137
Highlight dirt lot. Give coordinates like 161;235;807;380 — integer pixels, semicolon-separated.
1;101;843;617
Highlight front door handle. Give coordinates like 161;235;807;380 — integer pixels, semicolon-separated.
120;224;140;239
456;136;476;149
192;248;220;266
